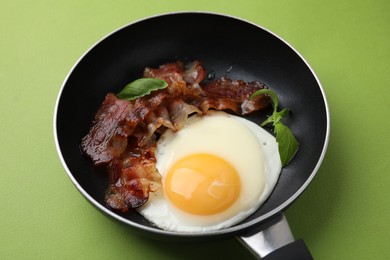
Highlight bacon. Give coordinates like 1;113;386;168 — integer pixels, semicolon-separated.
118;91;167;145
81;93;132;165
168;98;202;130
183;61;205;84
144;62;187;96
81;61;271;211
80;91;168;165
144;61;204;97
105;144;161;211
200;77;270;115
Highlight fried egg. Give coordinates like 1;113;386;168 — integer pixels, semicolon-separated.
137;111;282;232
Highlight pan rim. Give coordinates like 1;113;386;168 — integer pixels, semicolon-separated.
53;11;330;238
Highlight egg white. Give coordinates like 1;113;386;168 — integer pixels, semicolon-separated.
137;111;282;232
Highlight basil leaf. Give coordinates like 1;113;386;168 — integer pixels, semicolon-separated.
261;115;275;127
273;108;289;124
274;122;299;166
251;88;299;167
117;78;168;100
277;108;289;118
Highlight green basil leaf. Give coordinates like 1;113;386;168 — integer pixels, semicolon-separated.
274;122;299;166
272;108;289;125
260;115;275;127
278;108;289;118
117;78;168;100
251;88;299;167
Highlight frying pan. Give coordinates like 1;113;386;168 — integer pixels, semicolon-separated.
54;12;329;259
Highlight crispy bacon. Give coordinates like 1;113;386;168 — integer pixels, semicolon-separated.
81;94;132;165
200;77;270;115
144;61;204;97
81;61;271;212
105;143;161;211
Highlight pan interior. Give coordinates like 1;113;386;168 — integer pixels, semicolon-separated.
56;13;328;239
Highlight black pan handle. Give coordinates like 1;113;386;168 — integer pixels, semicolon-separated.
262;239;312;260
236;214;313;259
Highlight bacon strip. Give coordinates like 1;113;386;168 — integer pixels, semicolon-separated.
105;144;161;211
81;61;270;211
81;94;131;165
200;77;270;115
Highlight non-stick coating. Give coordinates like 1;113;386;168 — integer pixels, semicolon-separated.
55;13;329;240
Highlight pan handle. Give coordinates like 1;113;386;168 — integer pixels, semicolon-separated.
236;214;313;259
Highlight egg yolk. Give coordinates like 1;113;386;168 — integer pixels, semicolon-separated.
165;153;241;215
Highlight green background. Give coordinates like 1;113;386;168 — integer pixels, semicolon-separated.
1;0;389;259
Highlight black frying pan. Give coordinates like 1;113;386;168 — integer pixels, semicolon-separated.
54;12;329;259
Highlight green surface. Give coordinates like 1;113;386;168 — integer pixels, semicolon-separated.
1;0;389;259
